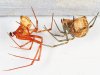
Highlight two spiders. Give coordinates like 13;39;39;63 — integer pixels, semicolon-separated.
5;7;99;71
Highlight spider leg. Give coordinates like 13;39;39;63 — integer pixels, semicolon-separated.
16;21;20;24
61;16;75;41
9;36;43;59
8;33;21;48
4;45;42;71
43;34;74;48
4;35;43;71
43;16;75;48
89;12;99;28
31;7;54;33
44;15;75;42
31;7;38;29
69;34;75;40
8;53;33;60
11;46;32;50
8;42;41;61
19;41;31;48
52;34;65;37
37;13;54;33
8;34;33;50
54;19;64;33
14;41;33;50
64;16;75;41
44;25;68;42
43;41;68;48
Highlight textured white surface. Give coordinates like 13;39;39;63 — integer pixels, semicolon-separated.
0;16;100;75
0;0;99;16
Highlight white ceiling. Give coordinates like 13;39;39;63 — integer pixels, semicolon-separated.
0;0;99;16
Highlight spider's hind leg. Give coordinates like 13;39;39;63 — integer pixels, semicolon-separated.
89;12;99;28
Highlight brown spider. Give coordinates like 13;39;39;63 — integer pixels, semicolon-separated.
44;12;99;47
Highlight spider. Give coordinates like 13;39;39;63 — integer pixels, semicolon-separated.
44;12;99;47
5;7;54;71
